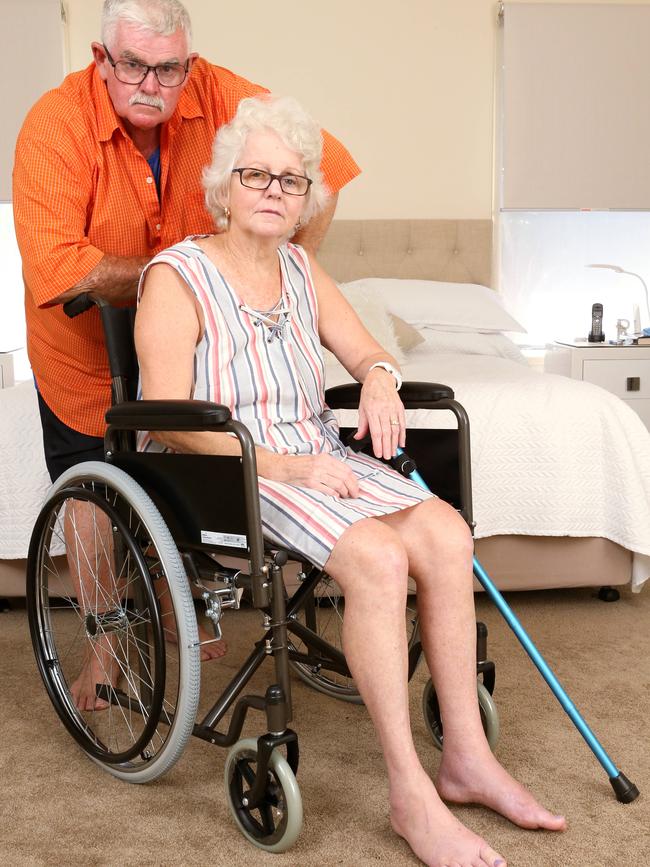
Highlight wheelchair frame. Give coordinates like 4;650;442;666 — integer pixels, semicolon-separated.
26;293;499;852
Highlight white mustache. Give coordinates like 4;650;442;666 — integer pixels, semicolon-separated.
129;93;165;112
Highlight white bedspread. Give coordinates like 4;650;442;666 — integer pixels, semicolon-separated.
329;337;650;591
0;381;51;560
3;347;650;590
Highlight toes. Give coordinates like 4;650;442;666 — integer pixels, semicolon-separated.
520;807;567;831
479;847;507;867
544;813;567;832
200;639;227;661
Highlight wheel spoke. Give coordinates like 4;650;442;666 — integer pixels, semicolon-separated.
239;758;257;788
258;801;276;836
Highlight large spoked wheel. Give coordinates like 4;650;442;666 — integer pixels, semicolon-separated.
422;677;500;752
26;461;201;783
288;571;421;703
225;738;303;853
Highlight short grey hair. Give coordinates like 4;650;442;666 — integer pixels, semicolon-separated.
101;0;192;50
203;95;329;232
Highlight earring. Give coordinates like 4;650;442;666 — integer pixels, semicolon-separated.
295;217;301;231
224;206;231;220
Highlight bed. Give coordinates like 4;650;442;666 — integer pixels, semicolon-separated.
317;219;650;593
1;218;649;596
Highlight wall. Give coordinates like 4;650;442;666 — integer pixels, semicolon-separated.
65;0;497;219
46;0;650;220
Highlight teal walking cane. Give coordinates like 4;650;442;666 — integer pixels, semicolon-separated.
398;447;639;803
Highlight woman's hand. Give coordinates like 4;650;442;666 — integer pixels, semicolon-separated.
354;367;406;460
263;452;360;498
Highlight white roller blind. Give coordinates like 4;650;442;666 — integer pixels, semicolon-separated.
0;0;66;201
502;2;650;210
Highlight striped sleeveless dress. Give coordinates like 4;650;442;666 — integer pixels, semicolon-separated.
139;237;432;567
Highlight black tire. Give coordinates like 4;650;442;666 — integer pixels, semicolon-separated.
288;572;421;703
27;462;201;783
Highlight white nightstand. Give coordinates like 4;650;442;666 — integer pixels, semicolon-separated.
544;340;650;429
0;352;15;389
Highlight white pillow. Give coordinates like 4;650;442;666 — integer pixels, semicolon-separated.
339;278;526;334
418;327;528;364
323;282;405;370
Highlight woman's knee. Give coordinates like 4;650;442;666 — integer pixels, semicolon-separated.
416;498;474;564
326;519;409;597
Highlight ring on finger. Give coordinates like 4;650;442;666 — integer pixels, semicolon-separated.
390;419;399;426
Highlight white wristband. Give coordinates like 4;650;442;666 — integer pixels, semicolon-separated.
368;361;402;391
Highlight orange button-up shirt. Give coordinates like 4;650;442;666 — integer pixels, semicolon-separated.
13;59;360;436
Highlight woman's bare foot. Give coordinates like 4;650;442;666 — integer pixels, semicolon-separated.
435;746;567;832
70;638;120;712
390;769;507;867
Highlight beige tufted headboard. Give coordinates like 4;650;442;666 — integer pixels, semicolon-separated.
317;219;493;287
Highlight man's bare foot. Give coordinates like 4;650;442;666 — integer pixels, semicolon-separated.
435;747;567;832
196;623;227;661
70;638;120;712
391;769;507;867
163;622;227;661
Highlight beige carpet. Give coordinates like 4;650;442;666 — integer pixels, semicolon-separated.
1;585;649;867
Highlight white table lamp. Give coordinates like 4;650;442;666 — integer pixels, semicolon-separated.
586;264;650;332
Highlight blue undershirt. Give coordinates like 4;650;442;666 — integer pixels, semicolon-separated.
147;147;161;198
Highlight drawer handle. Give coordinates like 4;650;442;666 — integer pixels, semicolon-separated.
626;377;641;392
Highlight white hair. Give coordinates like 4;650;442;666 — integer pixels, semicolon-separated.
101;0;192;49
203;95;329;232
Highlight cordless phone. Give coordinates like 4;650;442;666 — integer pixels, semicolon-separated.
588;303;605;343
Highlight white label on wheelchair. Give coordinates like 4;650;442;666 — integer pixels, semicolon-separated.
200;530;248;548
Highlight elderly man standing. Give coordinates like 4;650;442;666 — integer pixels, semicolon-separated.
13;0;359;485
13;0;359;709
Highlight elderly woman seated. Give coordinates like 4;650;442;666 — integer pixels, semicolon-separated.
134;94;566;867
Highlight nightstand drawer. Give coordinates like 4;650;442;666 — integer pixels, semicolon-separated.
582;359;650;399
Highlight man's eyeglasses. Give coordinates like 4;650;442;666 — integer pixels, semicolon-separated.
232;168;312;196
103;45;189;87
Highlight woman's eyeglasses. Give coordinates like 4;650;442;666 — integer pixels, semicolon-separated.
232;168;312;196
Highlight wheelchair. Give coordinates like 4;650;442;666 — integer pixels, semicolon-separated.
26;294;499;853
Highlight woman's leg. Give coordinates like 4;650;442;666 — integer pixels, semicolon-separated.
324;517;506;867
381;498;566;831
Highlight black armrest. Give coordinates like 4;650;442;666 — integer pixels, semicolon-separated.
106;399;231;431
325;381;455;410
324;383;362;408
398;381;455;406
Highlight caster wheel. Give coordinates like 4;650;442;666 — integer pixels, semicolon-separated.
422;678;500;752
598;586;620;602
225;738;303;853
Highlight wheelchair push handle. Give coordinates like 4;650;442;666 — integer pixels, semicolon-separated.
63;292;109;318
